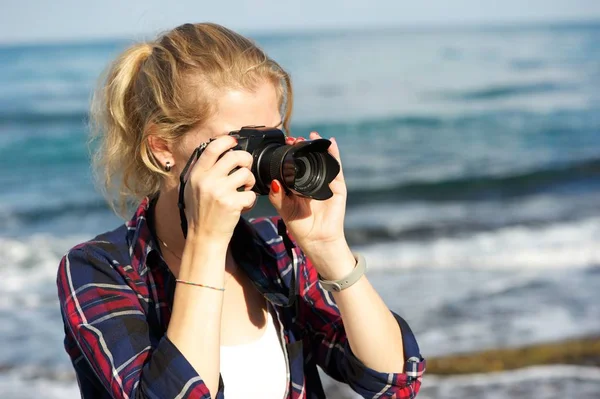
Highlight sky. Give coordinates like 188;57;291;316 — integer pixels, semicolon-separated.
1;0;600;44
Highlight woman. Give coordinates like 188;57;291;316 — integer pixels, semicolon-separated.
57;22;425;399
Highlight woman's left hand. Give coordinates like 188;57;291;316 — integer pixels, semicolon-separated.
269;132;354;278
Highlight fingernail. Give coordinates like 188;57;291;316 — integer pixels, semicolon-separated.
297;137;306;142
270;180;280;194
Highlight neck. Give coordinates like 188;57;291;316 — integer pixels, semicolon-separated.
153;186;187;260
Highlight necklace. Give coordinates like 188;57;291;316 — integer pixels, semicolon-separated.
157;236;238;284
157;236;182;260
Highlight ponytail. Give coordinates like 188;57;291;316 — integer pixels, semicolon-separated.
90;43;153;216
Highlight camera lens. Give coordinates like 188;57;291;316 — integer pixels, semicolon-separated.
294;157;308;182
254;139;339;200
293;153;325;192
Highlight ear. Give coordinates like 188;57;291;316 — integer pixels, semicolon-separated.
145;125;174;170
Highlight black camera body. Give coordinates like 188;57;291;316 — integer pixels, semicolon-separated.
228;126;286;195
228;126;340;200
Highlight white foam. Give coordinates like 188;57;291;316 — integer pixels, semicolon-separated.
346;194;598;236
0;234;87;298
358;216;600;270
0;234;90;367
0;368;78;399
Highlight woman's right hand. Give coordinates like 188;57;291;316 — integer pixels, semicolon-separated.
183;135;256;243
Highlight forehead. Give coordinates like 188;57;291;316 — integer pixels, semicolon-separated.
205;82;281;135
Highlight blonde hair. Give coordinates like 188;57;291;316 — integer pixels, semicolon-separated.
90;22;293;217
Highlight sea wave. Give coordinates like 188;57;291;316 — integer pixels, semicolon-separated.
2;216;599;280
358;216;600;270
0;110;89;126
0;369;78;399
345;156;600;206
0;198;109;227
343;192;600;245
439;81;575;101
0;234;86;369
3;159;600;237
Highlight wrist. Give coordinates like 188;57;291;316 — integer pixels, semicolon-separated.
178;230;230;281
304;239;356;281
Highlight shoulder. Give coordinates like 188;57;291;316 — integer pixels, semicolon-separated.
64;223;129;263
56;224;131;288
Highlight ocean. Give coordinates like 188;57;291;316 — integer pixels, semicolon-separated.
1;22;600;398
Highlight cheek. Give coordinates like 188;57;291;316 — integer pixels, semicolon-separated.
172;148;191;174
174;133;205;166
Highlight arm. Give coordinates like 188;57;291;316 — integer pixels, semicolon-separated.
297;246;425;398
57;244;224;399
166;233;229;396
267;132;425;396
310;242;410;373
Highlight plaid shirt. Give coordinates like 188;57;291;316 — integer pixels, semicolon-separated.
57;198;425;398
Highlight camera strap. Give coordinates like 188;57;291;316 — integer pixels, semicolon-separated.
177;143;209;238
277;218;297;262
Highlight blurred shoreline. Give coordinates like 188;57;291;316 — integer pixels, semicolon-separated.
426;335;600;375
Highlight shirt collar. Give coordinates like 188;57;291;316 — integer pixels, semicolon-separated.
126;197;296;307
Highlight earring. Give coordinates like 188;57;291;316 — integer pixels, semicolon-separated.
165;161;172;172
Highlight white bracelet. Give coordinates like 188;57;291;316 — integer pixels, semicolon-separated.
318;252;366;292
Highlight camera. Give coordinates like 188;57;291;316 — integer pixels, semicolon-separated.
227;126;340;200
177;126;340;237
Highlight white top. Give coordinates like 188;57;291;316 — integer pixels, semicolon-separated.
220;312;288;398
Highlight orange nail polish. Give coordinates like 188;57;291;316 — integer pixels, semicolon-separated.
271;180;280;194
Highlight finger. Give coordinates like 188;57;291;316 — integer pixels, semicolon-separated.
212;149;253;176
237;190;258;210
294;136;306;144
309;131;320;140
196;135;238;170
329;137;342;163
226;166;256;191
330;137;344;178
268;179;285;212
285;136;295;145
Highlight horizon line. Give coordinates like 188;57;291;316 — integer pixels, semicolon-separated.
1;17;599;48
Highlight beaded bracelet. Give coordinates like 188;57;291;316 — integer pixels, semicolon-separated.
175;279;225;291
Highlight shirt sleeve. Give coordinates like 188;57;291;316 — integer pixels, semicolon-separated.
56;244;223;399
296;252;426;399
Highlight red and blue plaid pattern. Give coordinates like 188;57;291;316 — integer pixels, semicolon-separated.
57;198;425;398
